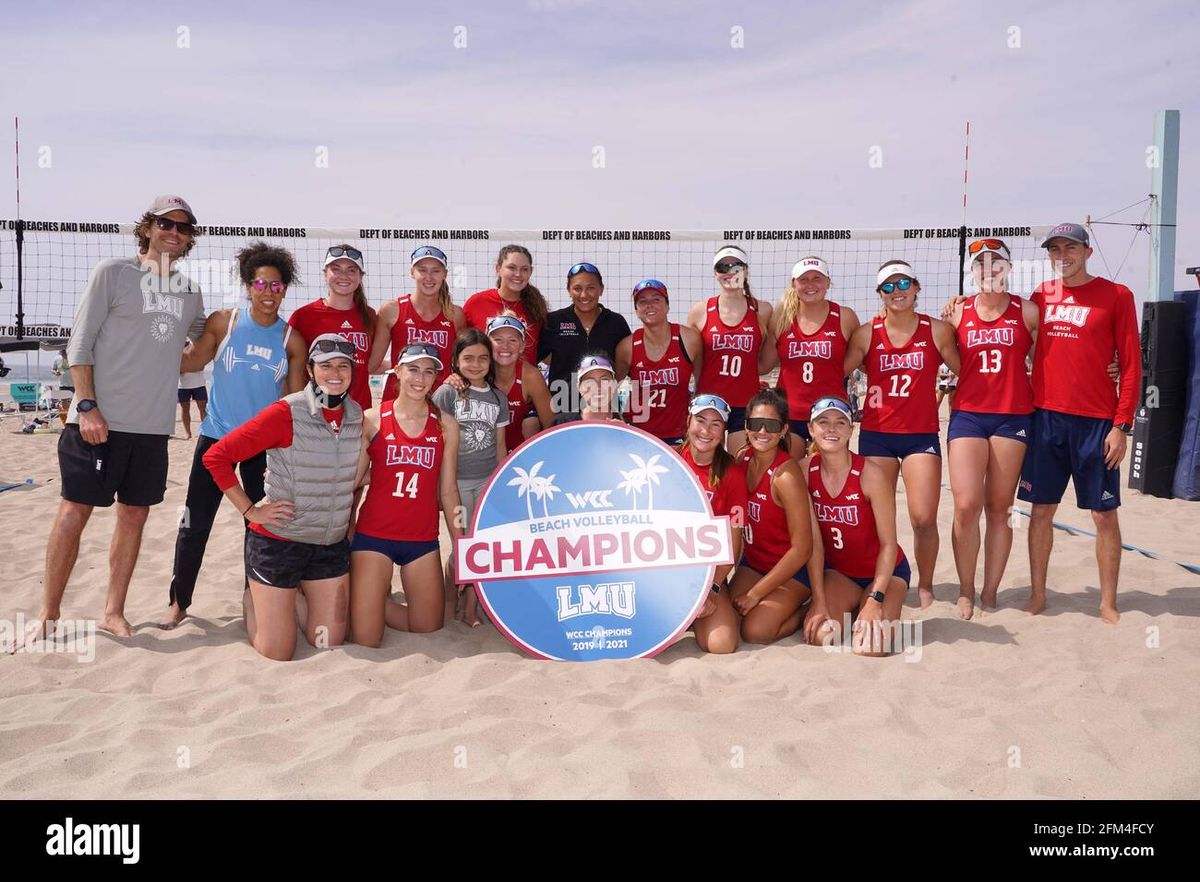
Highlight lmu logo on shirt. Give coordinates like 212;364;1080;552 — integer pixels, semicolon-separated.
639;367;679;386
141;291;184;319
814;503;860;526
385;444;436;469
878;352;925;371
786;340;832;359
339;331;370;352
407;327;450;348
709;333;755;352
1044;304;1091;328
966;328;1015;347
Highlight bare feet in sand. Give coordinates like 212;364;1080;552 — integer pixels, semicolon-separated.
157;602;188;630
1024;593;1047;616
1100;604;1120;624
3;611;56;654
956;594;975;620
918;586;935;609
100;613;133;637
980;588;998;611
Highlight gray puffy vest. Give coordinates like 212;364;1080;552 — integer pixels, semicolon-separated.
263;386;363;546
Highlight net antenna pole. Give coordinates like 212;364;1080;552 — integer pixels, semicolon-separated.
957;120;970;300
1149;109;1180;302
14;115;24;340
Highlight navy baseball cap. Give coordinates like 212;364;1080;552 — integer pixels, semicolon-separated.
1040;223;1090;248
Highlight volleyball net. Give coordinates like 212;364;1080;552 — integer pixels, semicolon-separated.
0;220;1056;341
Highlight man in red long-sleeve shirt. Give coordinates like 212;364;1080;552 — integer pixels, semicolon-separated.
1017;222;1142;623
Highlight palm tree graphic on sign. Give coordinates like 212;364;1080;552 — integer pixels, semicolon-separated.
618;453;670;510
507;461;561;519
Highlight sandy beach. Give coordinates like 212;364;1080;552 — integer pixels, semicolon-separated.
2;409;1198;799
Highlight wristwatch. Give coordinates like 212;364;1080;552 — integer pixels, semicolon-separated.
77;399;98;413
867;590;886;603
1115;422;1132;434
710;582;723;595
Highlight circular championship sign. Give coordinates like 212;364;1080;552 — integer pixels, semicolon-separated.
455;422;734;660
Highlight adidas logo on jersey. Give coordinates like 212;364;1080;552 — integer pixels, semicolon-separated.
875;343;886;350
925;447;937;454
405;318;415;324
811;489;821;498
1016;429;1027;437
965;321;975;328
1064;296;1076;304
341;320;353;329
386;433;395;440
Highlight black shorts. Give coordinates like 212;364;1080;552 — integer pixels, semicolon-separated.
178;386;208;403
245;531;350;588
59;425;169;507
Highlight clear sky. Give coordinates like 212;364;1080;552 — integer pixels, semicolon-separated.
1;0;1196;290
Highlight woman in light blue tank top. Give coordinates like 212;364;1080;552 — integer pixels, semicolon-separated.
162;243;307;628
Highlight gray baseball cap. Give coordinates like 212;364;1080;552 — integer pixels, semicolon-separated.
1040;222;1089;248
148;194;197;224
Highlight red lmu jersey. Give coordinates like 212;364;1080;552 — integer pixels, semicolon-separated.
287;299;374;412
680;445;748;521
503;371;529;453
953;294;1034;415
775;303;848;421
740;448;794;573
383;295;455;401
356;404;444;542
862;315;940;434
1030;277;1141;425
808;453;906;579
627;324;693;440
696;297;763;407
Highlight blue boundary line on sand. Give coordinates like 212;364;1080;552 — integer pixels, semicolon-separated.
1009;506;1200;576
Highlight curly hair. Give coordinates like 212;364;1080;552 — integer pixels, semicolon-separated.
236;241;298;288
133;211;200;258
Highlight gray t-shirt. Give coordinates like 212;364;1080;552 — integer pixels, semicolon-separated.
66;256;206;435
432;382;510;480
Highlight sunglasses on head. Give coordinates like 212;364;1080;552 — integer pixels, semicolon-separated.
568;262;602;279
250;279;286;294
411;245;447;264
879;278;914;294
404;343;440;358
486;315;527;337
312;339;357;357
690;393;731;420
154;216;195;237
810;397;853;419
326;245;363;262
633;279;667;296
714;260;746;274
968;238;1008;256
746;416;784;434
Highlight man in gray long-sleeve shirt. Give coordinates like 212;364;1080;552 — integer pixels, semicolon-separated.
8;195;206;647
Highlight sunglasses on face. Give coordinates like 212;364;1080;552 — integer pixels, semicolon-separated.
250;279;286;294
154;216;195;237
312;339;357;357
326;246;363;262
879;278;914;294
746;417;784;434
715;260;746;274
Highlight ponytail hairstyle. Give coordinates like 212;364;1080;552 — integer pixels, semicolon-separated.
327;242;376;335
773;255;831;337
495;244;549;327
744;387;790;453
450;327;497;400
